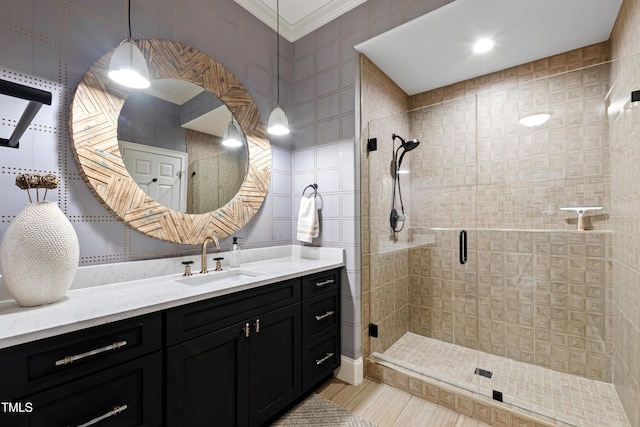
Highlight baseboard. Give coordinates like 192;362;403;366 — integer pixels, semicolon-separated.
335;355;363;385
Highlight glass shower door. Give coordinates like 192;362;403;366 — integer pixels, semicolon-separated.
364;94;483;397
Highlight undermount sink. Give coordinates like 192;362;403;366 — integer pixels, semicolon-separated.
175;269;264;286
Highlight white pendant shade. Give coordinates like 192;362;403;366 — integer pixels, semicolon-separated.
108;39;150;89
222;120;244;147
267;105;289;135
268;0;290;137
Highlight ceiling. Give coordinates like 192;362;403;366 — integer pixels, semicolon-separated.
356;0;623;95
143;79;231;137
236;0;623;96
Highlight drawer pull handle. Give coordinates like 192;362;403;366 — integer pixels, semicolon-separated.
254;318;261;333
243;322;251;338
74;404;128;427
55;341;128;366
315;310;335;321
315;279;334;287
315;352;334;365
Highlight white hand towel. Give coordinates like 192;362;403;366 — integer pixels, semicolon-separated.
297;195;319;243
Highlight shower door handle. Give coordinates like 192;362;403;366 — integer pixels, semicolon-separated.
459;230;467;265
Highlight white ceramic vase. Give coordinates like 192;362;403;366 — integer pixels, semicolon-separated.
0;201;80;306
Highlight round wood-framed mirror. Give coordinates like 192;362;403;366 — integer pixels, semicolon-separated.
70;39;271;244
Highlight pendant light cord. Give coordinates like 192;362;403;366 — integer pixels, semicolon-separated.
127;0;132;39
276;0;280;106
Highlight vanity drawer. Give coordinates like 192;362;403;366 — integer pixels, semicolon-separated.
302;293;339;345
302;332;340;393
301;269;340;300
0;312;162;399
1;352;162;427
166;278;301;346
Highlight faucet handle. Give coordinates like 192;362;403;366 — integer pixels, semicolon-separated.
181;260;194;276
213;257;224;271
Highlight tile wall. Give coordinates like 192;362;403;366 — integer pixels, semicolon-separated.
610;0;640;424
407;229;611;381
362;41;614;383
360;55;411;357
360;1;640;423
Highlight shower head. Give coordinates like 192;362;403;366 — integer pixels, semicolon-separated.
402;138;420;152
396;137;420;169
393;133;420;156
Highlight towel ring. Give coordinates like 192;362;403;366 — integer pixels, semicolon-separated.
302;183;318;198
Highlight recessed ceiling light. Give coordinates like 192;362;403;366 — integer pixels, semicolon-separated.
473;38;494;54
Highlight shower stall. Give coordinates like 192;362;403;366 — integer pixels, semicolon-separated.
361;52;639;426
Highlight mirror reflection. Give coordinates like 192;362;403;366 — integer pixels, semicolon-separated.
117;78;248;214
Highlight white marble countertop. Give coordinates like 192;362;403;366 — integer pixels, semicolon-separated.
0;245;344;349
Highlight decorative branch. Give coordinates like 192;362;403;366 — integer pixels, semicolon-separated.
15;173;59;203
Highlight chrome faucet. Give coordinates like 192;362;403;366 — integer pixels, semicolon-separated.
200;233;221;273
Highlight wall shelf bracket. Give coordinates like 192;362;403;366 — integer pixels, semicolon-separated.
0;79;52;149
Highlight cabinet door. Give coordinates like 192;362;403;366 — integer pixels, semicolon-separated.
166;322;249;427
302;332;340;393
248;304;301;427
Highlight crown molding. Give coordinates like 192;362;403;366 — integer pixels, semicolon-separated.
234;0;367;42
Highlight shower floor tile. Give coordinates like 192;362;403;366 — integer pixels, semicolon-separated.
373;333;630;427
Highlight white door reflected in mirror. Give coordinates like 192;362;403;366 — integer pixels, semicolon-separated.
120;141;187;212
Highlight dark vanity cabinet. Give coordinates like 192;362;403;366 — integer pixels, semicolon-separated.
0;313;163;427
165;269;341;426
300;270;341;393
0;268;341;427
165;279;302;427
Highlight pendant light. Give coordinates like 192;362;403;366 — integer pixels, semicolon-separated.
267;0;289;135
222;116;244;148
108;0;150;89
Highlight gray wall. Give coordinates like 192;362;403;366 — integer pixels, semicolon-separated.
119;92;186;152
0;0;294;263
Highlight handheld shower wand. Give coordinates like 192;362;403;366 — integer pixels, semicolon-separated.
390;133;420;232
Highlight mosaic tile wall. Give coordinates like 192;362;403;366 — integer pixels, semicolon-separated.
610;0;640;424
